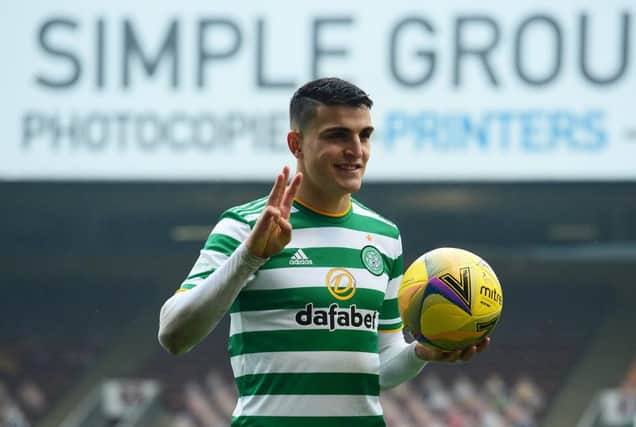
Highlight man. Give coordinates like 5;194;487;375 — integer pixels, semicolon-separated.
158;77;489;426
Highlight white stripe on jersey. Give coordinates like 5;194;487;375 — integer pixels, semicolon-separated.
229;308;378;335
352;203;398;229
249;267;388;292
385;276;403;300
233;199;268;216
378;317;402;325
230;351;379;377
288;227;401;259
210;217;251;242
244;206;299;223
232;394;383;417
183;250;229;281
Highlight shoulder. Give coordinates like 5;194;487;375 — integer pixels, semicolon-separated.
350;198;400;240
205;197;267;246
220;196;269;225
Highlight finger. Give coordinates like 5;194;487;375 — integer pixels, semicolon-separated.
246;206;279;257
414;344;441;362
460;345;477;362
252;206;279;236
276;217;292;239
275;166;290;205
434;351;450;362
444;350;462;363
267;173;283;206
267;172;285;207
476;336;491;353
280;172;303;218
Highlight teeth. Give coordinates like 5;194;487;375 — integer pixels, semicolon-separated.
337;165;357;170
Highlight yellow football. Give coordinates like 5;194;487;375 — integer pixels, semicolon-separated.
398;248;503;351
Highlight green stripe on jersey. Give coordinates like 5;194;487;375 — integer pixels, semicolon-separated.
391;255;404;279
235;204;267;217
228;329;377;356
228;196;268;215
378;321;403;331
261;247;398;278
219;210;251;225
230;287;384;313
235;372;379;397
231;415;385;427
379;298;400;320
186;268;216;280
204;233;241;255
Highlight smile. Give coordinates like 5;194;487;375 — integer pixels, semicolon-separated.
334;164;361;171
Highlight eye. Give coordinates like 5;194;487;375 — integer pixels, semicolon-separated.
360;131;373;142
325;131;349;140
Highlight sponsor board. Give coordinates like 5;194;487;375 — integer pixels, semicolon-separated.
1;0;634;180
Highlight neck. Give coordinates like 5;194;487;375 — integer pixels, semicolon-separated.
295;182;351;216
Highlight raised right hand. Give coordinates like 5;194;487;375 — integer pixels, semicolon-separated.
245;166;303;258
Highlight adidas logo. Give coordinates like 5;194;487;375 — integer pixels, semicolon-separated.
289;249;313;265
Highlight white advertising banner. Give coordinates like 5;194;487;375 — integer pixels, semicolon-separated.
0;0;634;181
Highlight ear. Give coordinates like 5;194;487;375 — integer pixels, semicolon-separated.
287;130;302;158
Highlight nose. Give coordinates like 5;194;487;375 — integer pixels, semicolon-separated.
345;136;363;158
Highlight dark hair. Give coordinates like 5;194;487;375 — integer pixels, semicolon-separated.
289;77;373;130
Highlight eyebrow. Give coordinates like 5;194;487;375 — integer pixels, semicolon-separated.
319;126;375;136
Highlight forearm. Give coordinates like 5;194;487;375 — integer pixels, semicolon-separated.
378;331;428;389
158;242;266;355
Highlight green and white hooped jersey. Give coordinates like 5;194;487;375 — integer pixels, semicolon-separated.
178;197;404;427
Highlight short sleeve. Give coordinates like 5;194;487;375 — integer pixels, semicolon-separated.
378;234;404;333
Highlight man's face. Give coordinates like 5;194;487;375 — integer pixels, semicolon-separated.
295;104;373;198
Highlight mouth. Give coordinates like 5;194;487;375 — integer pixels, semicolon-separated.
334;163;362;172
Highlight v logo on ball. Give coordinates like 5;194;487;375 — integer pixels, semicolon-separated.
439;267;472;309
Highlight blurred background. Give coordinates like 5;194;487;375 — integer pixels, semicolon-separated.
1;1;635;426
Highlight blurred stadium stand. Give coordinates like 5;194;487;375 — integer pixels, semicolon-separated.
577;356;636;427
2;182;636;427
